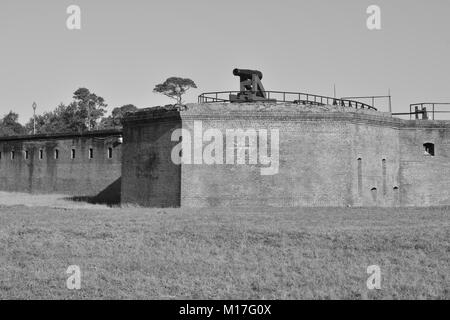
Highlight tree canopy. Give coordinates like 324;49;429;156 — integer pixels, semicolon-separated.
99;104;138;129
22;88;111;135
153;77;197;105
0;111;26;136
72;88;108;131
25;102;86;134
0;88;139;137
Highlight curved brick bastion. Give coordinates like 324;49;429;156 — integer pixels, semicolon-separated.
121;103;450;208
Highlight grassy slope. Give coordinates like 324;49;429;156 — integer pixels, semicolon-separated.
0;204;448;299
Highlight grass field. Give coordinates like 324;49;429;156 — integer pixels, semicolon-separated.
0;192;448;299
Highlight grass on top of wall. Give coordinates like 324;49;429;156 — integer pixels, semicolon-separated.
0;199;448;299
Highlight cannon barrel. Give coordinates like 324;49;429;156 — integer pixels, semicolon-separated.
233;68;263;80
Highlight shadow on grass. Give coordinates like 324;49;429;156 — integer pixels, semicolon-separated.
63;178;121;207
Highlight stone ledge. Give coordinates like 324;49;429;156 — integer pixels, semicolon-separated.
0;129;123;142
121;103;450;130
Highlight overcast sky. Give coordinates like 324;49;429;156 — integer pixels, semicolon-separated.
1;0;450;123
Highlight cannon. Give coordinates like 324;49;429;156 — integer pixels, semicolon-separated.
233;68;263;81
229;68;276;103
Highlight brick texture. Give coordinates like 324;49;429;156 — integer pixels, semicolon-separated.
3;104;450;208
0;130;122;203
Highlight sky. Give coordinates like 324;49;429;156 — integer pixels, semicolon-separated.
1;0;450;123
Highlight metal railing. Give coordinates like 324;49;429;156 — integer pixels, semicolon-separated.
198;91;377;110
340;95;391;113
392;103;450;120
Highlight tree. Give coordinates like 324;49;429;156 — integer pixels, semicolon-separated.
99;104;138;129
153;77;197;105
24;88;108;135
73;88;108;131
111;104;138;126
25;102;87;134
0;111;26;136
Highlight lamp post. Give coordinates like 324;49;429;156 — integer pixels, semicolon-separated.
86;100;91;131
32;102;37;134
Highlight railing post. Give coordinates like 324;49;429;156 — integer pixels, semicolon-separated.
422;106;428;120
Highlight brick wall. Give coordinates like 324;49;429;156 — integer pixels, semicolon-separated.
351;121;401;207
121;109;181;207
179;104;403;207
121;103;429;208
0;130;122;204
5;104;449;208
399;121;450;206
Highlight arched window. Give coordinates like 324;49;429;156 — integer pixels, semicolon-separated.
423;143;435;156
371;187;378;202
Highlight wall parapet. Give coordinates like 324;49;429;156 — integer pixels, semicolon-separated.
0;129;122;203
0;129;122;142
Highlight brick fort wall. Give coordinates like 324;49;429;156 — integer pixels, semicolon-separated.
2;103;450;208
0;130;122;204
